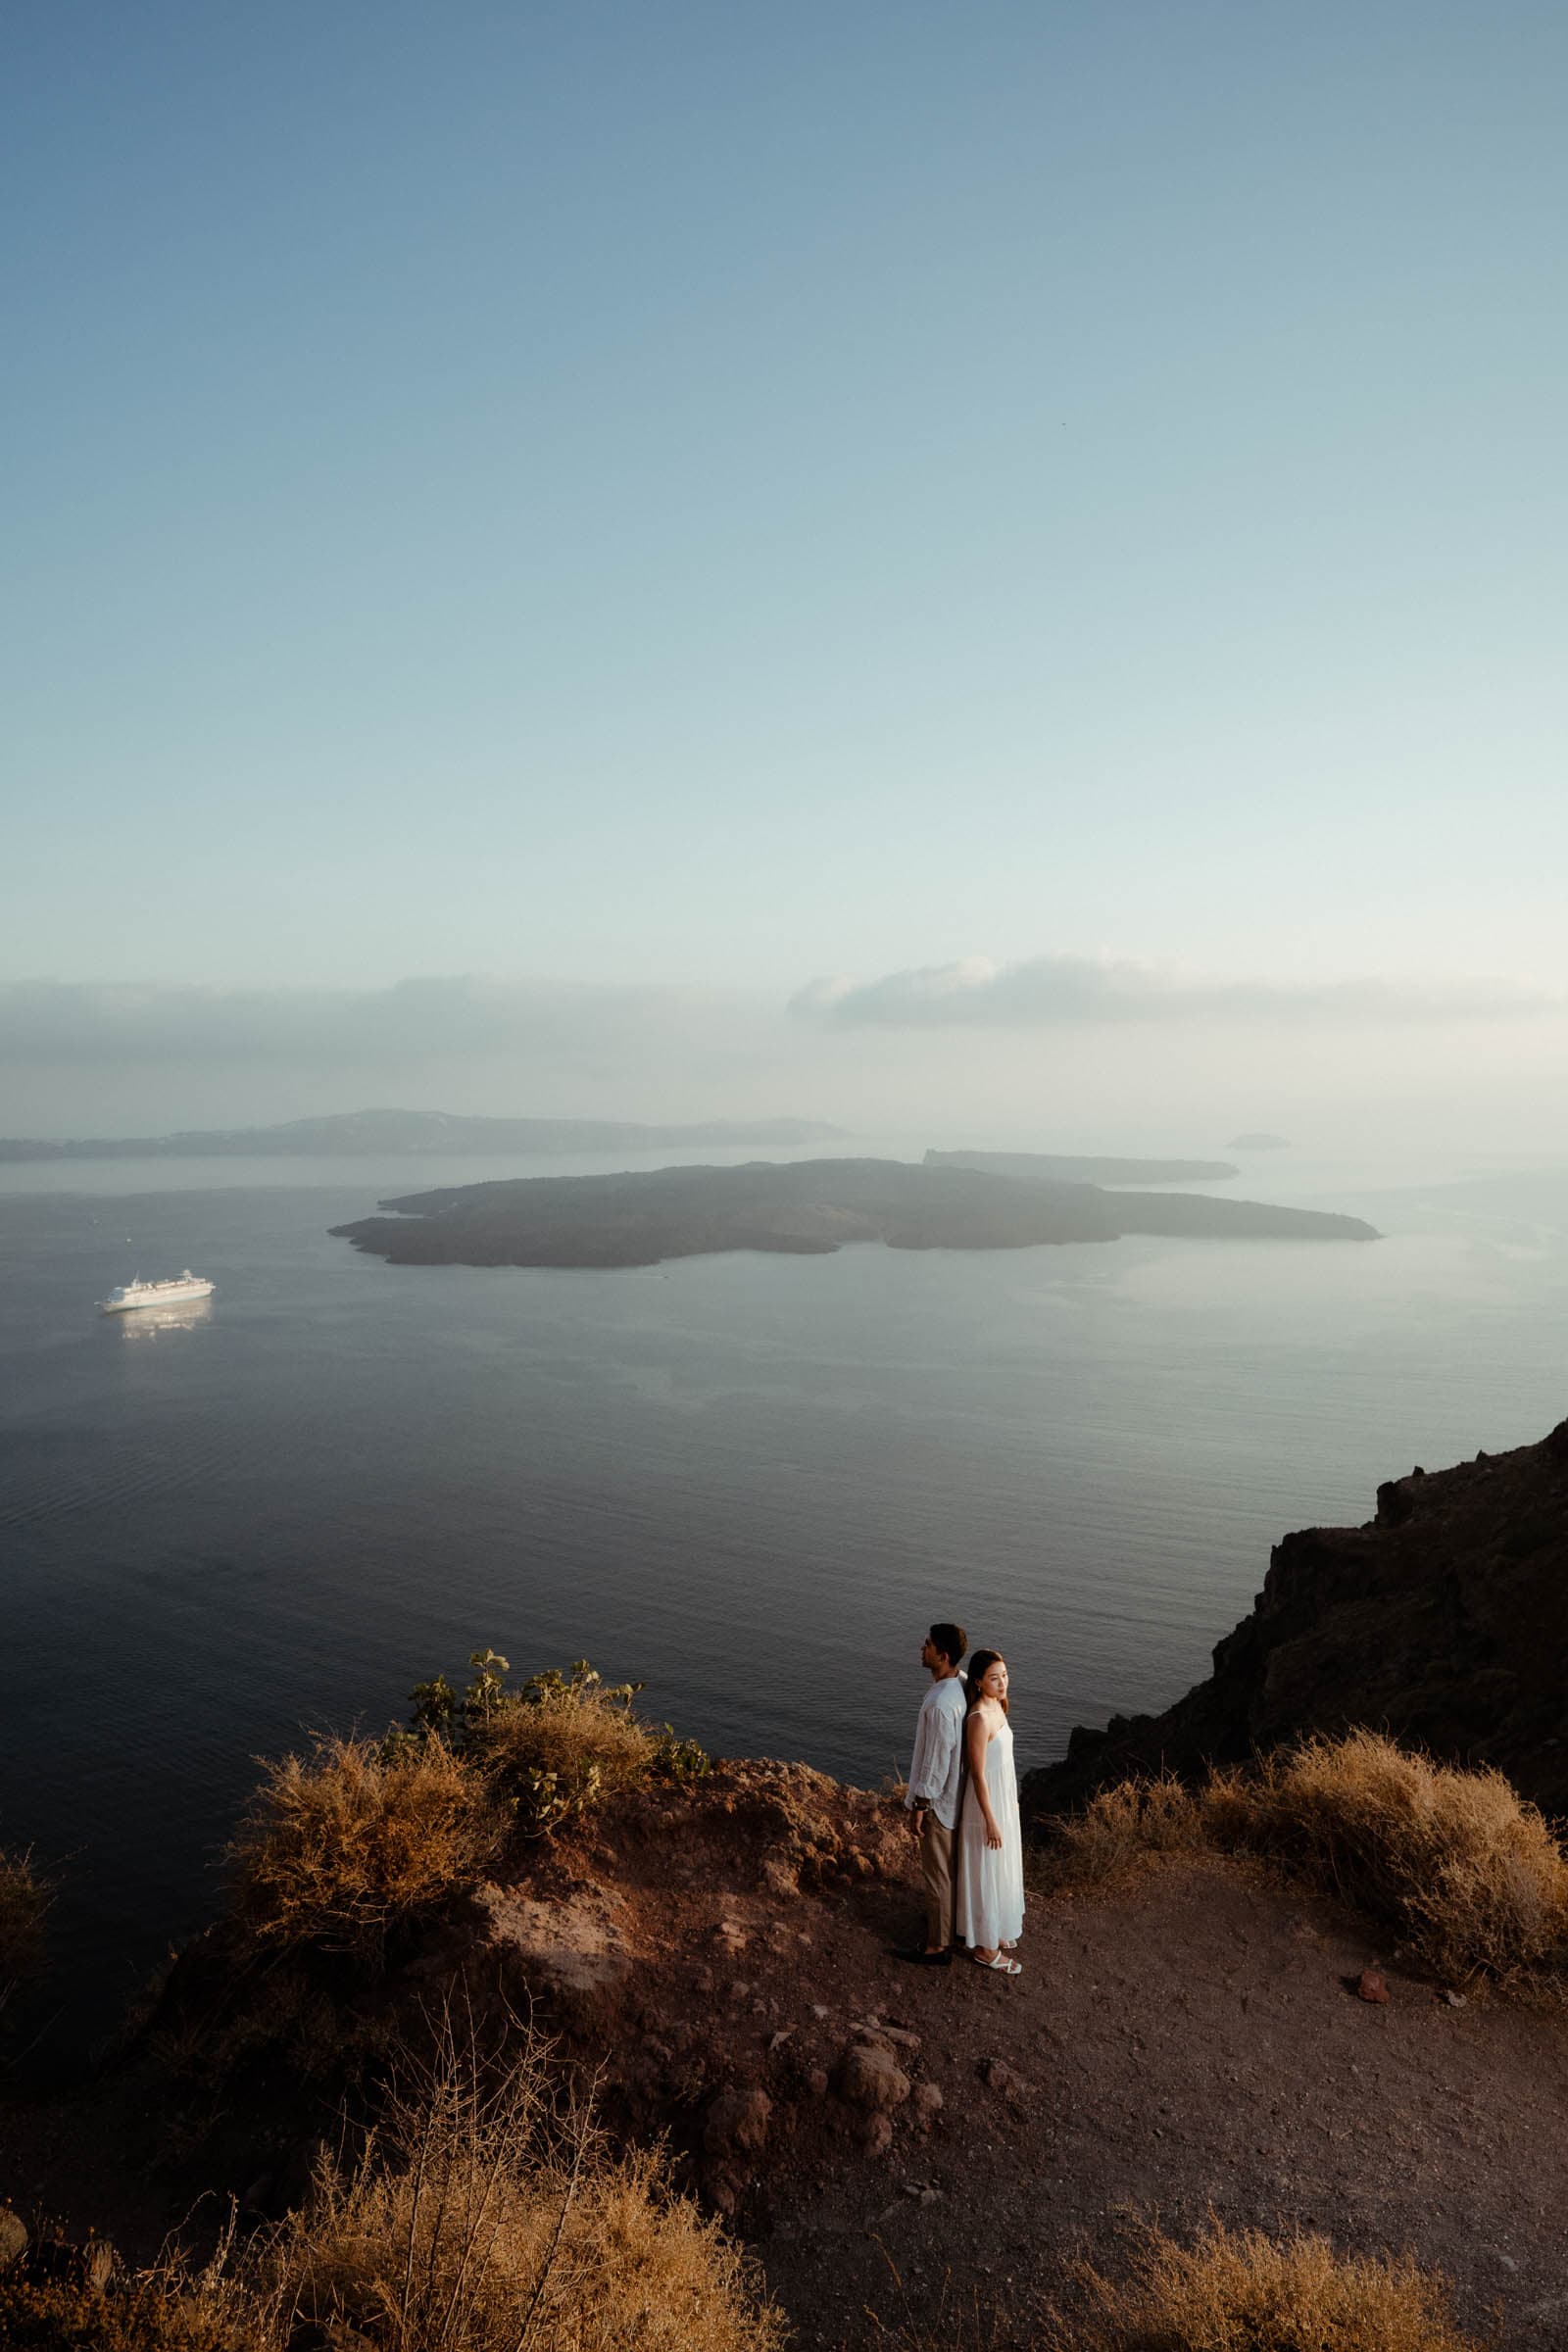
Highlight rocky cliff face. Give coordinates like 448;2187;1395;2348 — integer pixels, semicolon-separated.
1023;1417;1568;1823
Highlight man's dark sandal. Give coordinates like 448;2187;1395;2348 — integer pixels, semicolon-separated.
894;1946;953;1966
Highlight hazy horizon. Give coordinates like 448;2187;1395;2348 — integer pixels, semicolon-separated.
6;6;1566;1158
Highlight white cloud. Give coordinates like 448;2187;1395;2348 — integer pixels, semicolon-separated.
791;955;1564;1028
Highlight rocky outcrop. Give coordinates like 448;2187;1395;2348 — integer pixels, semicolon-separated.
409;1759;960;2213
1023;1418;1568;1824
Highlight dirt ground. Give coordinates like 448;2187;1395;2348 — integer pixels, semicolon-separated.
5;1764;1568;2348
482;1766;1568;2348
758;1862;1568;2346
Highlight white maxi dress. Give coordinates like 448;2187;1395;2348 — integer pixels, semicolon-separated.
956;1712;1025;1950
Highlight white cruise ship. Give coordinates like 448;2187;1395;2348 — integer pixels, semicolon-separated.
99;1270;216;1314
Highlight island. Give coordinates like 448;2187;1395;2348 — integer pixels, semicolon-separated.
0;1106;845;1163
329;1155;1379;1270
925;1147;1238;1185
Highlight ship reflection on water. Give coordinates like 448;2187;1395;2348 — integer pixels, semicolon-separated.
116;1298;214;1342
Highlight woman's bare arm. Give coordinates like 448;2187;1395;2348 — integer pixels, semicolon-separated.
966;1705;1003;1848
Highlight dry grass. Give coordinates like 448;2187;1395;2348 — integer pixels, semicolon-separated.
1035;1775;1209;1892
260;2002;784;2352
0;2272;262;2351
227;1736;503;1955
1060;2217;1489;2351
3;2010;781;2352
1043;1732;1568;1983
863;2240;1011;2348
1219;1731;1568;1982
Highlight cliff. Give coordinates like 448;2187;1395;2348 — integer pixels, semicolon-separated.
1023;1416;1568;1824
330;1156;1378;1271
74;1741;1568;2349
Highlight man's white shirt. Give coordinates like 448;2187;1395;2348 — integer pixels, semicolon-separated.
906;1674;967;1832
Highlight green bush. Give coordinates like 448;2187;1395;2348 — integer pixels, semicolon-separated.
401;1652;710;1838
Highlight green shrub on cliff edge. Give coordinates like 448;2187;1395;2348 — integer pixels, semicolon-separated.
401;1650;710;1837
1044;1729;1568;1984
227;1735;504;1955
223;1653;709;1955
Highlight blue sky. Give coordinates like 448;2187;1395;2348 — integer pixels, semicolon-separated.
4;4;1567;1131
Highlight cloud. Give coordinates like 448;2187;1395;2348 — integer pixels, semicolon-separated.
790;955;1566;1029
0;976;717;1067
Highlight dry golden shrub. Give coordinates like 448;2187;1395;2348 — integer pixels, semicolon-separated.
1043;1733;1568;1983
561;2148;786;2352
1039;1775;1209;1891
1063;2217;1488;2352
227;1736;502;1954
263;2005;784;2352
0;2273;263;2352
2;2009;778;2352
1212;1731;1568;1982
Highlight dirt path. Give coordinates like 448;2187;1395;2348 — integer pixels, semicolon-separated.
487;1773;1568;2348
746;1859;1568;2347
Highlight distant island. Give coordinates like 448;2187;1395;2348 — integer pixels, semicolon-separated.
0;1107;846;1163
1226;1131;1291;1150
331;1155;1379;1271
926;1147;1238;1185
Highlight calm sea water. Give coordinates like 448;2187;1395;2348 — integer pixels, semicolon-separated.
3;1144;1566;2032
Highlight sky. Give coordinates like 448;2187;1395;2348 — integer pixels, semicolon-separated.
4;2;1567;1142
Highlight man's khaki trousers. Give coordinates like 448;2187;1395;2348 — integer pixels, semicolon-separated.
919;1811;954;1949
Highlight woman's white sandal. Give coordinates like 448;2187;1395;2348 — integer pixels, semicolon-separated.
974;1953;1022;1974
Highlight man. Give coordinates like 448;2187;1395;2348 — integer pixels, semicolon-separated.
899;1621;968;1965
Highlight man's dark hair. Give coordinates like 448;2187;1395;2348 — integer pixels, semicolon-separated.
928;1622;967;1669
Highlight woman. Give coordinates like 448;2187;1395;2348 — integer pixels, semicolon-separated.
956;1648;1024;1973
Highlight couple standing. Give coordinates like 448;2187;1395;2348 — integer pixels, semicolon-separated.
902;1621;1024;1975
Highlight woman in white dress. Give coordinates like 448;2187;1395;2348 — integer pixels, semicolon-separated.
956;1648;1024;1974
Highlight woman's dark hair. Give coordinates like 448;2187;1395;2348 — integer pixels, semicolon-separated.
928;1622;967;1670
965;1648;1008;1715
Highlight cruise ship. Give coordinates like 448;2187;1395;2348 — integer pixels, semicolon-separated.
99;1270;216;1314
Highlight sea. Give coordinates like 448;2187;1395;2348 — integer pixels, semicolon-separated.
3;1139;1566;2037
